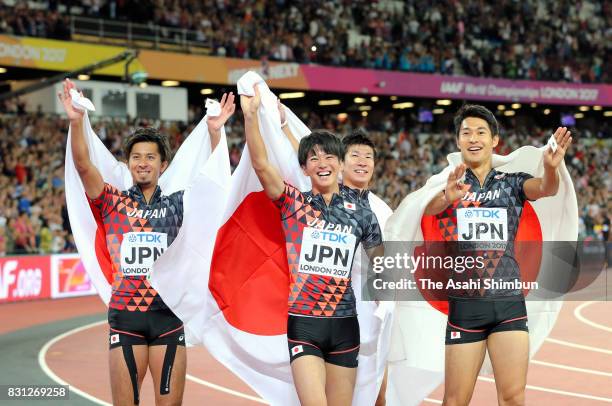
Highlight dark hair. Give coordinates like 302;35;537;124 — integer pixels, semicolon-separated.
298;130;343;166
453;104;499;137
123;127;172;163
342;131;377;160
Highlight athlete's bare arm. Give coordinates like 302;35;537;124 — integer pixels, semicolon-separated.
59;79;104;199
241;85;285;200
425;163;470;215
278;100;299;152
207;92;236;151
523;127;572;200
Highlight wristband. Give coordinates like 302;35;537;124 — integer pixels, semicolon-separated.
280;119;288;128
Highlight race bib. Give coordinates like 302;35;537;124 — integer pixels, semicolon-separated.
457;208;508;251
120;232;168;276
298;227;356;279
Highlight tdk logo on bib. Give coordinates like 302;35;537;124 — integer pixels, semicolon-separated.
120;232;168;276
457;208;508;250
310;230;349;244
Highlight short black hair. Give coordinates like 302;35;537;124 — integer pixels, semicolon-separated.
453;104;499;137
298;130;343;167
123;127;172;163
342;131;377;160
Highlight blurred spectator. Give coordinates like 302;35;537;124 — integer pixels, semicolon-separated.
0;0;609;83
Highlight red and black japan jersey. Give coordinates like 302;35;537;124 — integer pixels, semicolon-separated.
435;168;533;297
89;183;184;311
274;183;382;318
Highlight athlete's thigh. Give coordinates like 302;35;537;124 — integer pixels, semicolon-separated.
291;355;327;406
109;345;149;406
443;340;487;406
148;344;186;406
487;331;529;405
325;361;357;406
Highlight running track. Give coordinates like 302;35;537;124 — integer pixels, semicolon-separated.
0;297;610;405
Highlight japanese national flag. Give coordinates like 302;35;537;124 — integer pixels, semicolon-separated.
450;331;461;339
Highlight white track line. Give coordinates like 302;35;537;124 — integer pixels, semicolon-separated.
575;301;612;333
38;320;111;406
39;320;267;404
477;377;612;403
186;374;267;404
531;360;612;377
545;338;612;355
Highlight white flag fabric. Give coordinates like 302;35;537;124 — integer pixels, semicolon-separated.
65;97;229;316
384;146;578;401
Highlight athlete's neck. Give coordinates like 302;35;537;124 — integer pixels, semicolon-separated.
343;180;368;191
466;160;493;187
312;184;340;205
137;183;158;204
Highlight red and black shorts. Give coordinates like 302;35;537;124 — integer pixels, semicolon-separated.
445;297;528;345
287;314;360;368
108;307;185;349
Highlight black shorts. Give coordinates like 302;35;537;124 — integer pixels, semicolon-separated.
287;315;360;368
445;297;528;345
108;307;185;349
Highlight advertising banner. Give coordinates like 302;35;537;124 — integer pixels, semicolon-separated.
50;254;97;299
0;256;52;304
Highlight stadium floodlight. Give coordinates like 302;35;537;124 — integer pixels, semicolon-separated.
593;105;602;111
370;96;379;102
358;106;372;111
130;70;148;84
77;74;90;81
390;96;398;101
392;102;414;109
337;113;348;121
311;45;317;52
604;111;612;117
279;92;305;99
530;102;537;108
433;108;444;114
574;113;584;119
578;106;589;111
200;88;214;95
361;111;368;117
504;110;516;116
318;99;341;106
354;97;366;103
497;105;506;111
543;109;551;115
162;80;180;87
511;103;521;109
0;67;6;74
436;99;452;106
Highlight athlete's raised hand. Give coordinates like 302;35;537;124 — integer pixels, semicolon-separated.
544;127;572;169
207;92;236;132
445;163;470;204
240;85;261;118
58;79;84;123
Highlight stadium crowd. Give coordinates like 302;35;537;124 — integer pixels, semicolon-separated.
1;0;609;83
0;104;609;255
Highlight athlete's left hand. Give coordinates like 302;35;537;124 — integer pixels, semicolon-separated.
544;126;572;169
207;92;236;132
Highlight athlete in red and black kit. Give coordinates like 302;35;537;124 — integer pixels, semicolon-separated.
424;105;572;406
60;79;235;405
241;87;383;406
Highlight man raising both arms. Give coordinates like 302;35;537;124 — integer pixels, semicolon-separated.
60;79;235;405
424;104;572;406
